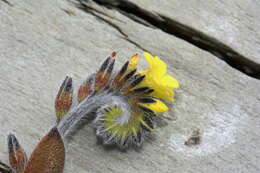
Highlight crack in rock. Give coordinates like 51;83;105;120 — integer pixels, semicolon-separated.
76;1;150;52
1;0;13;6
78;0;260;80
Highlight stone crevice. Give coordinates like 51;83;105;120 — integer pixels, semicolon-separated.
78;0;260;80
77;2;149;52
1;0;13;6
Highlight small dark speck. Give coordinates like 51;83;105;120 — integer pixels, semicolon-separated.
61;8;76;16
185;128;201;146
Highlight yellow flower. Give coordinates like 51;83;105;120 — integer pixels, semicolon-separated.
138;52;179;102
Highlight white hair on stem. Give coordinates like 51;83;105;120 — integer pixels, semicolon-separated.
57;92;129;138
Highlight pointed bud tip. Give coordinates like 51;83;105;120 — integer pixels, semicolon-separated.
47;127;62;139
7;134;20;150
57;76;73;96
111;51;117;58
55;76;73;120
65;77;73;92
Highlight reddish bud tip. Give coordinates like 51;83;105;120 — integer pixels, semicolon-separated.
8;134;27;173
78;82;91;103
111;51;117;58
55;76;73;121
77;76;94;103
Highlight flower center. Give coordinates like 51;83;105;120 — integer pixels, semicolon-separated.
102;106;142;138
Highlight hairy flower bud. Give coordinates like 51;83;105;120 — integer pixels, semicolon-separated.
55;76;73;122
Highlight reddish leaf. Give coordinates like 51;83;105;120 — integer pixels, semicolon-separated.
24;128;65;173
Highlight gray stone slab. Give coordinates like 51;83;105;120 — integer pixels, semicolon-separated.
0;0;260;173
130;0;260;64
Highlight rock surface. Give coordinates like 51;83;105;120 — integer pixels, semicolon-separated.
130;0;260;65
0;0;260;173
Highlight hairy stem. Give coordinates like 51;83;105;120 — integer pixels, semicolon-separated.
57;92;120;138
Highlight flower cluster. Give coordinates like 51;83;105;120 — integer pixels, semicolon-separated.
56;52;179;149
0;52;179;173
0;51;179;173
71;52;179;148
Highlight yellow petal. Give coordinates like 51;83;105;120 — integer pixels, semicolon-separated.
143;52;166;75
162;74;179;88
138;69;148;75
137;73;176;101
141;98;169;113
128;54;139;71
151;87;174;102
136;52;179;102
